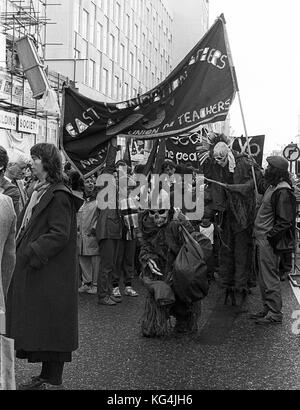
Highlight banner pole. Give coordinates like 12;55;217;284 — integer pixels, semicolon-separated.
221;14;259;196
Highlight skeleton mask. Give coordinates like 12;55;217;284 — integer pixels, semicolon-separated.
213;142;230;168
148;209;169;227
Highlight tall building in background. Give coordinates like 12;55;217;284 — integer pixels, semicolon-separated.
46;0;173;102
167;0;209;67
0;0;65;155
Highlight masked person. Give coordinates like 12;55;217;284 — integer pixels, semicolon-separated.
139;191;212;337
251;156;296;325
204;141;262;306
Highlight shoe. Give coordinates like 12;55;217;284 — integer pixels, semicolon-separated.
86;286;97;295
112;287;122;299
249;311;268;320
255;315;282;325
124;286;138;297
110;294;122;303
78;284;91;293
18;376;48;390
98;296;117;306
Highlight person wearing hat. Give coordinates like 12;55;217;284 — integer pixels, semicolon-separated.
251;156;296;325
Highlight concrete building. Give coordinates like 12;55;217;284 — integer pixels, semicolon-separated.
45;0;174;102
0;0;65;155
168;0;209;67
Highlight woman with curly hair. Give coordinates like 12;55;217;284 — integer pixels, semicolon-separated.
7;143;82;390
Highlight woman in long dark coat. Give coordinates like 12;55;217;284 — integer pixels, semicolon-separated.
7;143;82;390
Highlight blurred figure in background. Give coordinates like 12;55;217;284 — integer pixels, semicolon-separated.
5;151;29;213
78;176;100;295
0;146;20;215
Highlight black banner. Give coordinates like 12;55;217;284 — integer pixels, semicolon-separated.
61;16;236;177
231;135;265;167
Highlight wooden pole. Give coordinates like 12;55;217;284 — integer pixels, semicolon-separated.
221;15;259;196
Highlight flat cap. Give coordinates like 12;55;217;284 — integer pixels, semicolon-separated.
266;156;289;171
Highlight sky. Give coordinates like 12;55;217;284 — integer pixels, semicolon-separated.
209;0;300;154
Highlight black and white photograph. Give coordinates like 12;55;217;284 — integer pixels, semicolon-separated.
0;0;300;396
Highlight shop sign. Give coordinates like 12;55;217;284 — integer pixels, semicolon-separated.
0;109;17;130
18;115;39;134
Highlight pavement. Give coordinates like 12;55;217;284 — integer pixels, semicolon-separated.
15;278;300;390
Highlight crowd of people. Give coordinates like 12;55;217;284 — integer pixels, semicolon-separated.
0;135;297;390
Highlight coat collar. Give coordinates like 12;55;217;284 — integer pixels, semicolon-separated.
16;183;78;246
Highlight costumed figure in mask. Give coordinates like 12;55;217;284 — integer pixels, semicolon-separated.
201;133;263;307
139;191;212;338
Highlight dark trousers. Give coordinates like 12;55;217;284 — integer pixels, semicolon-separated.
113;239;137;288
219;217;253;291
255;238;282;319
40;362;65;385
97;239;120;299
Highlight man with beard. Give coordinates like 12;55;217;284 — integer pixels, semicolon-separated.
252;156;296;325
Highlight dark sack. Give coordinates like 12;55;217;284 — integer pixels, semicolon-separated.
173;226;209;304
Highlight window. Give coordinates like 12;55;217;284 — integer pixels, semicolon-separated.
74;0;80;33
113;75;119;100
125;14;130;37
129;51;134;76
89;59;95;88
116;2;121;27
123;82;129;100
82;40;88;84
120;44;125;68
109;0;115;21
137;60;141;80
103;17;108;54
109;34;115;60
134;24;138;46
90;3;96;44
97;23;103;50
82;9;89;39
102;68;108;94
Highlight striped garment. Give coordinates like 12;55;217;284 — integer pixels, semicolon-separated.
119;196;139;240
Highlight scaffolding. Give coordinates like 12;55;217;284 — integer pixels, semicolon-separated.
0;0;70;139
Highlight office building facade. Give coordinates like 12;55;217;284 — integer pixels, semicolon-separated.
46;0;173;102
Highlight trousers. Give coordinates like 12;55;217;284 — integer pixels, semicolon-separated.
79;255;100;286
113;239;137;288
255;238;282;319
219;220;253;291
97;239;120;299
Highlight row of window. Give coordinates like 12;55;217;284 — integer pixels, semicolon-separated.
74;1;172;61
85;58;164;101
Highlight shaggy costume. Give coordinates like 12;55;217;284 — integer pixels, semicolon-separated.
139;211;212;337
204;150;263;302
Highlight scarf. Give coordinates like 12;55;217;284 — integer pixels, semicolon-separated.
17;181;51;240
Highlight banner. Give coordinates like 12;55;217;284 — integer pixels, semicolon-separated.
61;15;236;177
231;135;265;167
166;130;204;168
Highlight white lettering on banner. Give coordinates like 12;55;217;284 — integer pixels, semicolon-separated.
0;110;17;130
18;115;39;134
178;99;231;126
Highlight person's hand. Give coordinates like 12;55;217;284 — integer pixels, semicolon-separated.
110;137;118;148
148;259;163;276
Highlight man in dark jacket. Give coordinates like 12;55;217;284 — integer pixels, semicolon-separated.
252;156;296;325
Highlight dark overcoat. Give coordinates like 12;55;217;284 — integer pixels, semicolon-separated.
7;183;82;353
